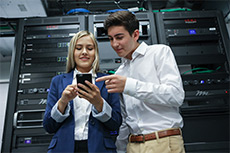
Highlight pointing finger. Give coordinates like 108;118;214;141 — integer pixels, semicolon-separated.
96;75;116;82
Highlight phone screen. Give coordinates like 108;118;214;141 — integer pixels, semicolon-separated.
76;73;92;92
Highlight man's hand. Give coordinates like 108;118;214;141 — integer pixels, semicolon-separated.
96;75;126;93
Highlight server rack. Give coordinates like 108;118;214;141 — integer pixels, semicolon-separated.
155;10;229;152
88;12;158;73
2;15;85;153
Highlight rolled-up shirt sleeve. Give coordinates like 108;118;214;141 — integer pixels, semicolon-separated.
92;99;112;122
51;102;70;123
123;77;137;96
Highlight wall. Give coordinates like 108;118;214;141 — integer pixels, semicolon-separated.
0;61;11;80
0;52;12;152
0;83;9;153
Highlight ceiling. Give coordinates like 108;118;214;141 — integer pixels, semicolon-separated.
0;0;229;61
0;0;206;36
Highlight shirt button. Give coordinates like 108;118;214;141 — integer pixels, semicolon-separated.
133;104;136;108
90;119;95;125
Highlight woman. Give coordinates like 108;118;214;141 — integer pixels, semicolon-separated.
43;30;122;153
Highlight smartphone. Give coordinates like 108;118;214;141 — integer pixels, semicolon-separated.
76;73;92;92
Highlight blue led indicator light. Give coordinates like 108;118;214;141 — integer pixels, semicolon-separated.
200;80;205;84
25;139;31;144
189;29;196;34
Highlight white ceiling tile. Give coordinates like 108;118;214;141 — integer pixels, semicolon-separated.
0;0;47;18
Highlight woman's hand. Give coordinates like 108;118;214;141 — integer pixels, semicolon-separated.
58;84;78;114
77;81;104;112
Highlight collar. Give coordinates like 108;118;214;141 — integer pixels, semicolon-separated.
73;68;97;79
123;42;148;63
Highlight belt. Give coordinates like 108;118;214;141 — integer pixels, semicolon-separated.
130;128;181;143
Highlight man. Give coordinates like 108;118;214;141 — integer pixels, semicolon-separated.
96;11;185;153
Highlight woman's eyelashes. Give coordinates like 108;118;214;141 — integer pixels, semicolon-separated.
87;47;94;50
75;46;94;51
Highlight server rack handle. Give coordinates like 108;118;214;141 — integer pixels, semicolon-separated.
13;111;19;128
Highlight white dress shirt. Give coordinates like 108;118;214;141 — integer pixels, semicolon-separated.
115;42;185;152
72;69;95;140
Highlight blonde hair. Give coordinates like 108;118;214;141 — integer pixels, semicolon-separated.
66;30;100;73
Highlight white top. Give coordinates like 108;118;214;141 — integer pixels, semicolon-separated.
72;69;95;140
115;42;185;152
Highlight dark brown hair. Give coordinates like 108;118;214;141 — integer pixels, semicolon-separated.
104;11;139;36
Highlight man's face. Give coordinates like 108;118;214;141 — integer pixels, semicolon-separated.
107;26;139;60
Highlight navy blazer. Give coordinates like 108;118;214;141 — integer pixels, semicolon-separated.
43;70;122;153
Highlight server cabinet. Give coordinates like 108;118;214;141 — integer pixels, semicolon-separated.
88;12;158;73
155;10;229;152
2;15;85;153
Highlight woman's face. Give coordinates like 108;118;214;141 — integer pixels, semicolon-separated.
74;35;95;73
